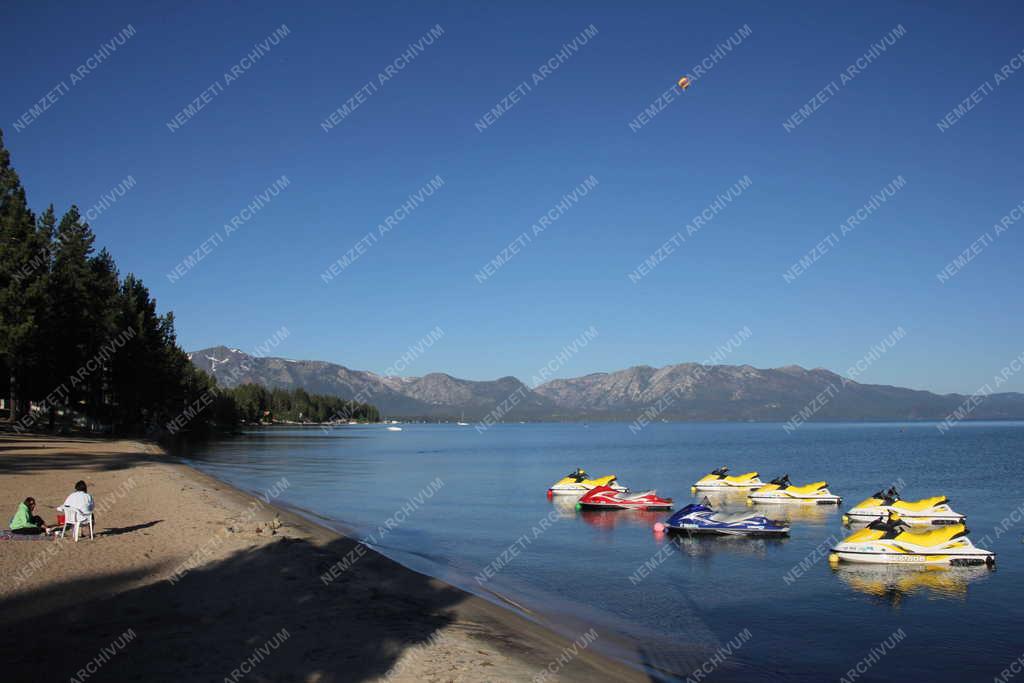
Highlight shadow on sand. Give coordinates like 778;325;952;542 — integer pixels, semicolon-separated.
0;533;469;682
99;520;164;536
0;448;157;474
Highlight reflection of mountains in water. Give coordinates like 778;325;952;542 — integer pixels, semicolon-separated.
833;564;993;604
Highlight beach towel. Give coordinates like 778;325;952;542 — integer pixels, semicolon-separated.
0;530;56;541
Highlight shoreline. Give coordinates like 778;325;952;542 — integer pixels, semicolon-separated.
0;434;648;682
268;495;670;678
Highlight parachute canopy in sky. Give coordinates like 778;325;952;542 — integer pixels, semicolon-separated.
677;76;691;90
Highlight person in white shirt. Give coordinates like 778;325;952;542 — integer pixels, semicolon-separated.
60;480;95;523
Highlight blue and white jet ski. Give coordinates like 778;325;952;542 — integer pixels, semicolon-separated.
656;499;790;537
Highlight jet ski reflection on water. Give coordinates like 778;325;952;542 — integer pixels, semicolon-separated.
656;498;789;537
668;534;781;559
692;466;762;491
579;509;667;530
830;513;995;567
748;474;841;505
549;494;583;518
548;468;628;495
578;485;672;511
549;492;665;527
748;499;838;524
697;487;758;510
844;487;965;526
833;562;991;603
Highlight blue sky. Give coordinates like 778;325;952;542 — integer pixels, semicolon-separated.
3;1;1022;394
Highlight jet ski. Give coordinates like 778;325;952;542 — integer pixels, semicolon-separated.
748;474;841;505
692;466;762;491
577;485;672;511
829;513;995;567
844;486;965;526
656;499;789;537
548;468;628;495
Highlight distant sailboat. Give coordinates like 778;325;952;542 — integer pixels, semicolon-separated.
457;411;469;426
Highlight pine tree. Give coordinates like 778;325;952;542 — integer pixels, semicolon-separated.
46;205;97;423
30;206;58;426
0;130;44;421
84;248;119;425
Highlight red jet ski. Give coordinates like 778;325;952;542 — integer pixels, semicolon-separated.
577;485;673;511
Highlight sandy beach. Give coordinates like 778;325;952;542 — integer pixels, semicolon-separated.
0;434;647;683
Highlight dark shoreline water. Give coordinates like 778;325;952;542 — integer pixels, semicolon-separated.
182;422;1024;682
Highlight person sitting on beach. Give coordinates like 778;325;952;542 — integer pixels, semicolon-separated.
60;481;95;522
9;497;52;535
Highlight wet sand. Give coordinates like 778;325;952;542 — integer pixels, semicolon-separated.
0;434;648;682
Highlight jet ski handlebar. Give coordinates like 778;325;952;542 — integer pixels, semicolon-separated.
867;512;911;535
872;486;901;503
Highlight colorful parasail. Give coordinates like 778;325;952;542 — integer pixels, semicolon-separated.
677;76;691;90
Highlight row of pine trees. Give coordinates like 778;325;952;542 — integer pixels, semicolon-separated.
0;129;376;435
228;384;379;424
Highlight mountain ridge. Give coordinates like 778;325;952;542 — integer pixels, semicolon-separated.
188;346;1024;422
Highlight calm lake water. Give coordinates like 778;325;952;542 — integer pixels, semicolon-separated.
184;422;1024;682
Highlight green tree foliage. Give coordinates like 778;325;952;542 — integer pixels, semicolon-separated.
221;384;379;424
0;129;47;420
0;130;377;434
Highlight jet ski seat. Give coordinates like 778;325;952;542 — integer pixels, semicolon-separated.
718;511;762;523
892;496;948;511
786;481;828;494
844;527;885;543
896;524;967;547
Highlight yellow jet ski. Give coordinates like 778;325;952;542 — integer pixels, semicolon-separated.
692;466;762;491
830;513;995;567
548;468;627;495
748;474;841;504
844;486;965;526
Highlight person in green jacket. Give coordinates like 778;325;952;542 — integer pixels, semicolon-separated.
9;497;51;535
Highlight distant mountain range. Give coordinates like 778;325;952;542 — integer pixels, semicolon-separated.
188;346;1024;423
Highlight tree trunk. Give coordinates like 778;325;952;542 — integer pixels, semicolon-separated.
8;369;16;423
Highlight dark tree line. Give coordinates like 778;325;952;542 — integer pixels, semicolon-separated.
222;384;379;424
0;130;377;436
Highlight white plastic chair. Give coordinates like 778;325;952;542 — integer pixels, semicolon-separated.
58;506;94;541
